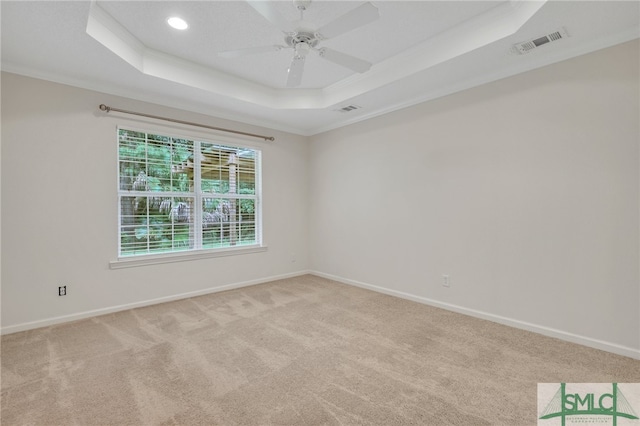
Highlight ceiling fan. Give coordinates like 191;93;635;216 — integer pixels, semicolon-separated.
218;0;380;88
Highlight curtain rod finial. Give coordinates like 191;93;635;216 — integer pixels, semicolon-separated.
99;104;110;112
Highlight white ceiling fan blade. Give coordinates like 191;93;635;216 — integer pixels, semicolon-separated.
218;45;285;58
318;48;371;73
286;55;306;88
315;2;379;40
247;1;296;34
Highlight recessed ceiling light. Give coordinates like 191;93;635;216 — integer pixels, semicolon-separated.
167;17;188;30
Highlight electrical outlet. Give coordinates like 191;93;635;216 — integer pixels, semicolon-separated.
58;286;67;296
291;253;297;263
442;275;450;288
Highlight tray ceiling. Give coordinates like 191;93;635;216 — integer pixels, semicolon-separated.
1;1;638;135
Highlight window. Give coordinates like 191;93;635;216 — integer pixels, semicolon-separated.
118;128;260;258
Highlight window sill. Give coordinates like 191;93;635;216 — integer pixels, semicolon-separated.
109;245;268;269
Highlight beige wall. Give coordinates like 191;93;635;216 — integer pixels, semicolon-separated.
309;40;640;356
1;73;310;331
2;40;639;358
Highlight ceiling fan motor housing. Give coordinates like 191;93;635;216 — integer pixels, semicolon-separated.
285;32;319;49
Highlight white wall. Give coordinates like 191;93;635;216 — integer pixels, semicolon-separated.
309;40;640;357
1;73;309;332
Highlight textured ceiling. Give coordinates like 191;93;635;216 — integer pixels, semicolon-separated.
1;1;638;135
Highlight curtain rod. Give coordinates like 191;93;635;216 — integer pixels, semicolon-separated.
98;104;275;142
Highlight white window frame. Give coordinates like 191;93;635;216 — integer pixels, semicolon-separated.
110;125;265;269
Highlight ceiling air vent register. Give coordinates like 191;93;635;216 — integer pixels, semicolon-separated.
513;28;570;54
334;105;362;113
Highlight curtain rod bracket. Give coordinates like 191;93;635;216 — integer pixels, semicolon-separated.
98;104;275;142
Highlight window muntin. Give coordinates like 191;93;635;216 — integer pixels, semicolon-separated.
118;128;260;257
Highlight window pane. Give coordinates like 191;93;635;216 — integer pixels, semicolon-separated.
237;151;256;195
118;130;193;192
202;198;256;248
120;196;194;256
201;145;223;192
201;144;226;193
118;131;146;162
238;198;256;244
119;131;148;191
200;143;256;195
238;171;255;194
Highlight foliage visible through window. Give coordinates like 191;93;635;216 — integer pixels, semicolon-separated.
118;128;260;257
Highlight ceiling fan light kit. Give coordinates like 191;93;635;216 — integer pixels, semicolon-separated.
219;0;380;88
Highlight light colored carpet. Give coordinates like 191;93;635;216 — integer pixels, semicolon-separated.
2;274;639;425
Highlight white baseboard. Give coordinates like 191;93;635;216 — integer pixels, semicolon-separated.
309;270;640;361
5;269;638;360
0;270;310;335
